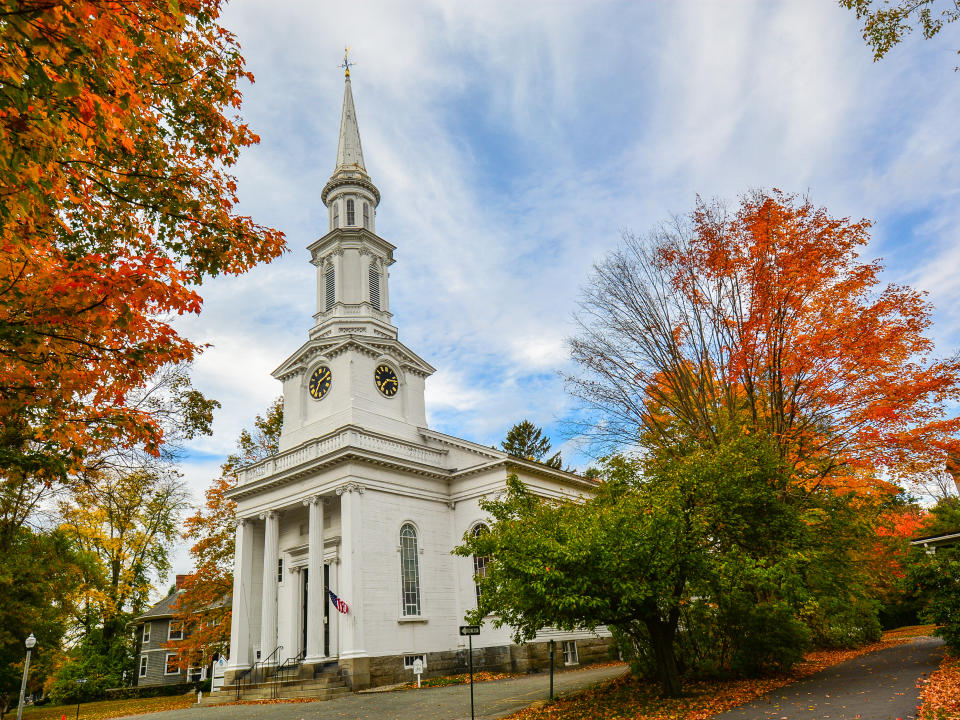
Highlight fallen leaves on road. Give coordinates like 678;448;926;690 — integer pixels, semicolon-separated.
403;670;518;689
917;653;960;720
22;693;195;720
505;630;929;720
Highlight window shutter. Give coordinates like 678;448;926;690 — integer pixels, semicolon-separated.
325;268;335;310
369;266;380;310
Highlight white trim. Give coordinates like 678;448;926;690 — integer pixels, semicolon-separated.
139;655;148;677
164;652;181;675
142;622;151;643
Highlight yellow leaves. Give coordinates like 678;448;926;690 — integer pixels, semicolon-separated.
21;692;195;720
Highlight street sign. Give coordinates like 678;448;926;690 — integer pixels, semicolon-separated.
459;625;480;636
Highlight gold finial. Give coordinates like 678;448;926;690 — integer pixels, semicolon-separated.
339;47;355;78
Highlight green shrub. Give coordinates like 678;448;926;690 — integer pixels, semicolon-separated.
730;602;810;675
910;545;960;654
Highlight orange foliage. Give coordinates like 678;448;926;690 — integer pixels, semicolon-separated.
0;1;285;481
918;653;960;720
653;191;960;492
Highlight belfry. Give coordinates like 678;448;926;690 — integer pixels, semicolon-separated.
222;61;610;693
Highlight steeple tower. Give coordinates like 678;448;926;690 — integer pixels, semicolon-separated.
271;57;435;451
310;59;392;340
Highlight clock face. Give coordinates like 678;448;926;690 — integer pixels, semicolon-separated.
308;366;332;399
374;364;399;397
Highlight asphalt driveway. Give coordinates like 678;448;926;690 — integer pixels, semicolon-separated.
711;636;945;720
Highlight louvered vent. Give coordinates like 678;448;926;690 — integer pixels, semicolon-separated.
369;266;380;310
325;268;335;310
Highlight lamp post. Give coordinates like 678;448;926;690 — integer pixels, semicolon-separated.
16;633;36;720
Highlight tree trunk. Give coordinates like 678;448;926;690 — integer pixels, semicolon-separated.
646;618;682;697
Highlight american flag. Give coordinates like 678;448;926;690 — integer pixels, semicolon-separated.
327;589;349;614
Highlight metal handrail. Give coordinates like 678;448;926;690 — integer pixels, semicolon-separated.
272;649;305;698
234;645;283;700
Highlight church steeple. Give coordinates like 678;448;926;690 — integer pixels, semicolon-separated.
335;72;366;173
311;60;393;341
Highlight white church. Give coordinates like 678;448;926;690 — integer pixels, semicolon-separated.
222;66;611;692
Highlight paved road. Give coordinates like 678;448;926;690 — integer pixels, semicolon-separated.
127;663;628;720
712;637;945;720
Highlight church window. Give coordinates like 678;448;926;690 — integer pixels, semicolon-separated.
332;201;339;228
277;558;284;583
363;202;370;229
325;267;335;310
403;654;425;669
562;640;579;666
369;265;380;310
346;198;355;225
472;524;489;604
400;523;421;616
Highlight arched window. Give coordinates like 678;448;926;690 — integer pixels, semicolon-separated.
346;198;355;226
325;266;335;310
332;201;339;228
400;523;421;616
369;264;380;310
472;524;489;604
363;202;370;229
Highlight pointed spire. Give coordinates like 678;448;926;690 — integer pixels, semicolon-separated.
335;74;366;173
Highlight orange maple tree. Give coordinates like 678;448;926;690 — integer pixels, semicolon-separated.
0;1;285;484
570;190;960;494
170;398;283;668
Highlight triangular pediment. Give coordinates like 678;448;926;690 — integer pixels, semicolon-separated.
272;335;435;381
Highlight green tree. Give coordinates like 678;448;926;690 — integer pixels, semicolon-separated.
456;437;833;697
501;420;562;468
0;528;86;717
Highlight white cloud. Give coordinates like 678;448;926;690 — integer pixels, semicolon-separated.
167;0;960;567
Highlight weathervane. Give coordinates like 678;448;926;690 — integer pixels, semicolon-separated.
339;47;355;78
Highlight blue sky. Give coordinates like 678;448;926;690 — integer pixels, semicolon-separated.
168;1;960;574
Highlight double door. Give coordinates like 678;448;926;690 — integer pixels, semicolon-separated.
300;564;331;657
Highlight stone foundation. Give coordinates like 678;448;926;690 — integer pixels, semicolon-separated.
355;636;615;690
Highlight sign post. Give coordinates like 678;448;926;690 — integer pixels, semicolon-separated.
548;639;555;700
459;625;480;720
412;658;423;688
74;678;87;720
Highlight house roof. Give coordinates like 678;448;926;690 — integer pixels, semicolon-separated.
135;590;181;622
910;530;960;548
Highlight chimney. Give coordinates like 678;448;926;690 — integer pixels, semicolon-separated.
175;574;188;590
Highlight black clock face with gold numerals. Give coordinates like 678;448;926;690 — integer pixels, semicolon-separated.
374;364;399;397
308;366;332;399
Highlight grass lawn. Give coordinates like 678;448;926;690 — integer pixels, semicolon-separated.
504;626;937;720
20;693;195;720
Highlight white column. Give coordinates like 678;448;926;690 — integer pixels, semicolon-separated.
259;510;280;664
227;519;254;670
335;482;365;658
304;496;326;663
329;559;340;658
287;566;301;657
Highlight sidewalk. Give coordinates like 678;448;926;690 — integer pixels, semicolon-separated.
126;663;629;720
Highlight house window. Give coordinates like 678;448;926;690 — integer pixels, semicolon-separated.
369;266;380;310
332;202;339;228
403;654;425;669
400;523;421;616
187;666;203;682
165;653;181;675
562;641;579;666
346;198;355;225
325;267;335;310
168;621;183;641
278;558;284;583
472;524;489;604
363;202;370;229
139;656;148;678
142;622;151;643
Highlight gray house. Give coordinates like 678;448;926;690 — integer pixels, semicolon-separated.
132;575;221;687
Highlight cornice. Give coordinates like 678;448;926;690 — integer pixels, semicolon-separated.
321;174;381;205
272;336;435;381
